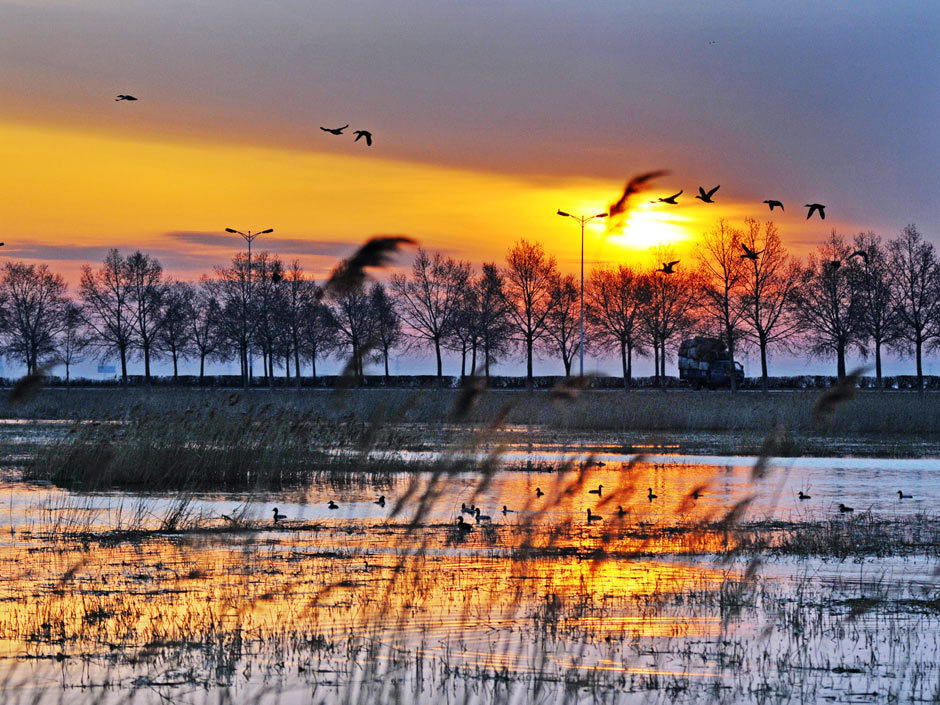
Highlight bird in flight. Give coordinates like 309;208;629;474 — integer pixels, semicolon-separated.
740;244;762;260
608;170;669;218
658;260;680;274
115;94;138;101
320;124;349;135
763;199;784;212
805;203;826;220
695;185;720;203
848;250;868;264
656;190;683;204
353;130;373;146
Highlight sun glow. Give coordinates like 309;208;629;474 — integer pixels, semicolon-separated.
605;202;692;253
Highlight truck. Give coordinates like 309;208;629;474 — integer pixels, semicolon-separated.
678;337;744;389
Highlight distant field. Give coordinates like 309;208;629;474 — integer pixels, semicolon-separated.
6;386;939;440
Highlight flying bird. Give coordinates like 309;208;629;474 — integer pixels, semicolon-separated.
658;260;680;274
763;199;784;211
608;170;669;218
695;185;720;203
657;190;683;205
324;235;417;296
805;203;826;220
848;250;868;264
320;124;349;135
115;94;137;101
740;244;762;260
353;130;372;146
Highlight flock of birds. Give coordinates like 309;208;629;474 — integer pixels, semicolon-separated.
651;184;826;221
114;93;374;147
249;484;917;531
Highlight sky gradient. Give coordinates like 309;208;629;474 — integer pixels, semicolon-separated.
0;1;937;376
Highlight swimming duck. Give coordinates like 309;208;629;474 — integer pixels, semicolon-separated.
587;508;602;523
798;491;811;500
838;503;854;513
272;507;287;524
456;515;473;533
375;495;386;507
589;484;603;496
897;490;912;499
648;488;657;501
474;507;492;523
327;500;339;510
536;488;545;498
502;505;515;515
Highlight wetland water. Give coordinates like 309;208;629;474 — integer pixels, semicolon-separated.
1;422;939;704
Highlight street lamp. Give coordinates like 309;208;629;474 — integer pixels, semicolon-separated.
226;227;273;387
556;209;608;377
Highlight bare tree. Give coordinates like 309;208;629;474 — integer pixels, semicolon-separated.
55;302;91;386
739;219;802;391
159;281;194;379
697;220;747;392
207;254;253;386
585;264;648;388
80;249;136;383
889;224;940;391
503;239;559;387
279;261;314;384
392;248;470;379
369;282;402;377
189;281;222;381
329;286;375;381
543;273;580;376
302;287;336;379
851;232;901;386
640;248;698;384
0;262;67;374
793;232;862;379
474;263;512;378
126;251;167;382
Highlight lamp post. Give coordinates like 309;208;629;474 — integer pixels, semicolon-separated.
225;227;273;387
556;210;608;377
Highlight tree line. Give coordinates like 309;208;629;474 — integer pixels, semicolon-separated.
1;220;938;390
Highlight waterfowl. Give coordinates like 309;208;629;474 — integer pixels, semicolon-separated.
805;203;826;220
587;508;602;523
691;489;703;500
763;199;784;212
695;185;720;203
897;490;912;499
536;488;545;497
502;505;515;515
456;516;473;533
658;260;680;274
272;507;287;524
617;506;626;517
798;491;811;500
375;495;386;507
221;513;234;522
474;507;492;523
461;502;470;514
838;503;854;513
589;484;603;496
327;500;339;510
647;488;657;501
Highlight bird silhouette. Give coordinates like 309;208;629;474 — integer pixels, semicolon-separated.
474;507;492;523
456;515;473;533
695;185;720;203
658;260;680;274
763;199;784;211
375;495;386;507
617;505;626;517
588;484;603;496
608;170;669;218
838;503;854;513
805;203;826;220
897;490;912;499
272;507;287;523
848;250;869;264
586;508;602;523
327;500;339;510
353;130;372;146
320;124;349;135
535;487;544;497
740;244;763;260
647;487;657;501
502;505;515;515
798;491;811;500
657;190;683;205
115;94;137;101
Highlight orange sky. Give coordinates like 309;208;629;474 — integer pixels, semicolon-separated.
0;118;848;286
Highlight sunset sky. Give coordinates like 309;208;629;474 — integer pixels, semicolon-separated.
0;1;937;375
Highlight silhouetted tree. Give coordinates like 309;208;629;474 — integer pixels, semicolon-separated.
851;232;901;386
329;286;375;381
126;251;167;382
889;224;940;391
55;302;91;385
279;260;314;383
0;262;67;374
208;254;253;386
392;248;470;379
369;282;402;377
543;273;580;376
80;249;136;383
189;281;222;381
697;220;746;392
793;232;862;379
301;288;336;379
473;263;512;378
739;219;802;391
159;281;194;379
640;248;698;384
586;265;648;388
503;239;558;387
